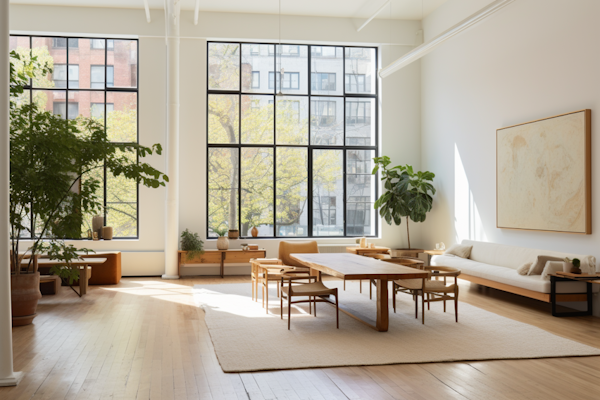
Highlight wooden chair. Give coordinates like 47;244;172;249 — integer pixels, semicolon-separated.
358;254;425;299
250;258;283;302
392;266;460;324
280;276;339;330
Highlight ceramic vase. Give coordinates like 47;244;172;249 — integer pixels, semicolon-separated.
92;215;104;239
102;227;113;240
217;236;229;250
251;226;259;237
563;261;574;273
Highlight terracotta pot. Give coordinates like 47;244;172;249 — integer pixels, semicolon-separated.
251;226;259;237
11;272;42;327
217;236;229;250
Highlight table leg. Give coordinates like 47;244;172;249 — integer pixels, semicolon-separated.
310;267;321;281
220;252;225;278
80;266;88;296
376;279;389;332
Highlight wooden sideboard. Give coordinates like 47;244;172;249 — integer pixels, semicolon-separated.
178;249;266;278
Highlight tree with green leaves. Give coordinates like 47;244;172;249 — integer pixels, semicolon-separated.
372;156;436;249
9;49;168;279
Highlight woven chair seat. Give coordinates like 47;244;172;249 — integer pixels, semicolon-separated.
281;281;335;297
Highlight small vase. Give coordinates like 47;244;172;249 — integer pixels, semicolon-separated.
102;227;113;240
228;229;239;239
563;261;574;273
251;226;259;237
217;236;229;250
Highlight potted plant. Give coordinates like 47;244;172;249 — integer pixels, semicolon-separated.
213;227;229;250
563;257;581;274
180;229;205;262
372;156;436;254
9;50;169;325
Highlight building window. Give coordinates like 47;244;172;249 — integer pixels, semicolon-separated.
207;41;377;238
91;103;114;119
53;102;79;119
311;100;336;126
53;38;78;48
268;71;299;90
11;34;140;239
345;74;366;93
250;44;260;55
91;39;114;50
53;64;79;88
251;71;260;88
311;73;336;91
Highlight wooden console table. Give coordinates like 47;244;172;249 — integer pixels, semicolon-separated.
178;249;266;278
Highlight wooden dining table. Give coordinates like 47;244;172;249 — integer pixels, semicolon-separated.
290;253;429;332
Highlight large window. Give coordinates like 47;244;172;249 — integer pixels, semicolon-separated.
10;35;139;238
208;42;377;238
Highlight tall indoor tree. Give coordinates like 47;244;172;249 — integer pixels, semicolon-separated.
372;156;435;249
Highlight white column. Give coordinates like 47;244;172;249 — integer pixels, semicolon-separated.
162;0;181;280
0;0;23;387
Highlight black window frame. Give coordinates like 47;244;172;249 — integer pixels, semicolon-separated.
11;34;140;240
207;41;378;239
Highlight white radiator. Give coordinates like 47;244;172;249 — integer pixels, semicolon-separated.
318;244;356;254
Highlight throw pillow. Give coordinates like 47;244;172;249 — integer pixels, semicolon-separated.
541;261;564;280
444;244;472;259
517;262;532;275
528;255;563;275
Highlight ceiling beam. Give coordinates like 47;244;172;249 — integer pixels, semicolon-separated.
379;0;516;78
143;0;151;23
357;0;390;32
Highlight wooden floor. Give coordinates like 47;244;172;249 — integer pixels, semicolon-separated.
2;276;600;400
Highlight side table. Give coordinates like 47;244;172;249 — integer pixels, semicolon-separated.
549;274;595;317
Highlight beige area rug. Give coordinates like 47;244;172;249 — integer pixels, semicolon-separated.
193;281;600;372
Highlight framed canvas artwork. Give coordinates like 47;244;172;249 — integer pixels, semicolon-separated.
496;109;591;234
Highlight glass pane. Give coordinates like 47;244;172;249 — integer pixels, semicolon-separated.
310;97;343;145
241;94;274;144
345;98;376;146
65;38;105;89
276;147;308;237
107;92;137;142
208;148;239;237
346;149;376;236
313;150;344;236
345;47;376;95
81;158;105;237
310;46;343;96
208;94;239;144
32;90;67;118
106;149;137;237
32;37;66;89
68;91;105;134
9;36;31;87
109;40;138;89
241;44;274;93
241;148;274;237
209;42;240;91
276;44;308;95
275;96;308;145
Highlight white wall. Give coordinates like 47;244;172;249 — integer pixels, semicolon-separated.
10;5;423;275
421;0;600;315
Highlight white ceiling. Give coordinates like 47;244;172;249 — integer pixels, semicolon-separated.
10;0;447;20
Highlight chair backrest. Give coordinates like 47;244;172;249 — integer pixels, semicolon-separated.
279;241;319;267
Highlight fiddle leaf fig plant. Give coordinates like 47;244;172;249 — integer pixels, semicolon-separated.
372;156;436;249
